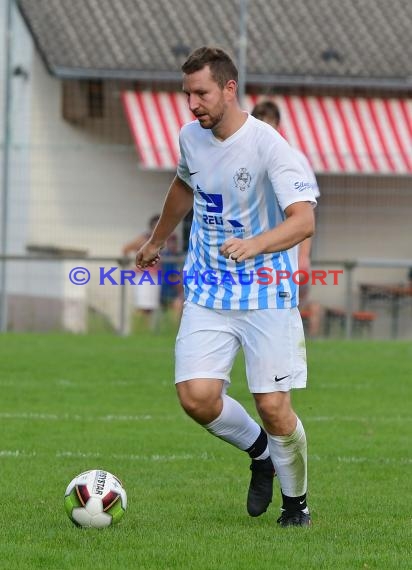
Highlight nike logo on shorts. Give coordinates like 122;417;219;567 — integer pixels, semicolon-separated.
274;375;290;382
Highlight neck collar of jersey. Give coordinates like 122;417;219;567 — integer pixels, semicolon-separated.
210;112;251;147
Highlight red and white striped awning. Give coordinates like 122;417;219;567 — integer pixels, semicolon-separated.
122;91;412;175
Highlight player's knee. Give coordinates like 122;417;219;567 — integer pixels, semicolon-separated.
254;393;294;434
176;384;221;424
255;398;281;423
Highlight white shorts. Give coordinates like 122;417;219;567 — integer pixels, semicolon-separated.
133;282;160;310
175;301;307;393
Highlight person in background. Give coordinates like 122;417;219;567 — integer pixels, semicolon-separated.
160;233;184;323
122;215;161;329
251;100;323;337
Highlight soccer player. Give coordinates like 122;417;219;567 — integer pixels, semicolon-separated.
251;101;322;337
136;47;317;527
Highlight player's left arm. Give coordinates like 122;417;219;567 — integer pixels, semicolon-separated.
220;201;314;263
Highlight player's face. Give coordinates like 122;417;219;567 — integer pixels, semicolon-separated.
183;66;230;130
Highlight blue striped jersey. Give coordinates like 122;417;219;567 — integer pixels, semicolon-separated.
177;114;317;310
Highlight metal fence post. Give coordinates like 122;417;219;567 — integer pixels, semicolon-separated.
0;0;14;333
237;0;248;107
118;257;129;336
344;261;355;339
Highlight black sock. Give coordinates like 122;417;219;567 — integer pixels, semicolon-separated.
245;427;268;459
281;491;307;512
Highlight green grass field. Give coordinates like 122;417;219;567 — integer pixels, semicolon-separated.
1;332;411;570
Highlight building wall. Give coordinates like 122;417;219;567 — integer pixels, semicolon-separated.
13;53;180;331
0;1;32;255
315;174;412;262
28;53;175;256
2;12;411;332
3;37;178;331
309;173;412;313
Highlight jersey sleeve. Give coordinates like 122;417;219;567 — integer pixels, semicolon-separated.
295;149;320;198
308;169;320;199
266;136;317;211
176;131;193;188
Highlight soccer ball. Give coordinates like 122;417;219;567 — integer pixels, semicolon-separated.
64;469;127;528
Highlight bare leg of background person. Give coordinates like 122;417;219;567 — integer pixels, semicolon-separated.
308;302;323;338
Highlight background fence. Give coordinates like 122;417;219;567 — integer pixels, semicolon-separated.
1;1;411;338
1;254;411;339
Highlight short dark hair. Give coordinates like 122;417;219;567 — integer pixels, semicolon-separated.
181;46;238;89
251;100;281;127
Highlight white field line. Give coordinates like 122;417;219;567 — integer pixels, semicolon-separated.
0;412;153;421
0;450;214;462
311;455;412;465
1;412;411;424
0;450;37;457
305;416;412;423
0;379;172;388
55;451;214;462
0;449;410;465
315;383;375;390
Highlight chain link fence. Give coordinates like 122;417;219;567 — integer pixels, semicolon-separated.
1;1;411;338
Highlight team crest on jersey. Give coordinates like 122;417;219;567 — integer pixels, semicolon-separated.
233;168;251;191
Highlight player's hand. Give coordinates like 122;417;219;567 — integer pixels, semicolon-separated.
135;241;161;269
220;237;263;263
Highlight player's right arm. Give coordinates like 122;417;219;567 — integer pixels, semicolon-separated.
135;175;193;269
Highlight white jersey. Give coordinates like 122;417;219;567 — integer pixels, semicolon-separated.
177;114;317;310
291;147;320;199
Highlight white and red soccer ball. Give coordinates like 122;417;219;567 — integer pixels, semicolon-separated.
64;469;127;528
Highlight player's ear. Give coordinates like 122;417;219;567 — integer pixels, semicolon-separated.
224;79;238;100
